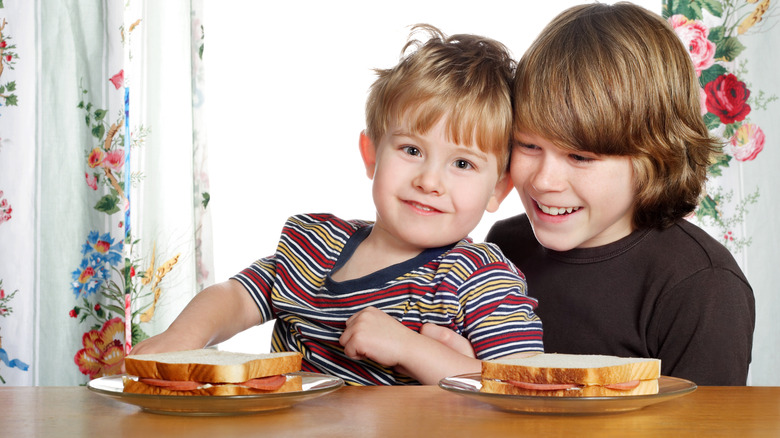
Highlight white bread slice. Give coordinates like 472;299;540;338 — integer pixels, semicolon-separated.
480;377;659;397
124;349;302;383
482;353;660;386
122;375;303;396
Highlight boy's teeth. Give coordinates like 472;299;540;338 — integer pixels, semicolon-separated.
413;202;434;211
538;202;580;215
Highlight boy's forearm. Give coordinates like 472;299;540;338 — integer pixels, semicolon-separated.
167;279;261;348
131;279;261;355
398;333;482;385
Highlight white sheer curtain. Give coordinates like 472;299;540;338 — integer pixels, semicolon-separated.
0;0;212;385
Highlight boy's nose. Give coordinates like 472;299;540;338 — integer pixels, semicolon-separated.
413;165;445;195
530;157;566;192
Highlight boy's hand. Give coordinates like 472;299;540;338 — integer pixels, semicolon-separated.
120;330;205;373
340;306;413;368
340;307;484;384
128;330;203;356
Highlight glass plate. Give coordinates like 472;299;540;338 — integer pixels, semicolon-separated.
87;372;344;416
439;373;696;415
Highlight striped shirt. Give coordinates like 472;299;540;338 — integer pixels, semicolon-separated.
233;214;543;385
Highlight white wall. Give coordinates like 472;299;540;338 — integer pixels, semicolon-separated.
204;1;661;353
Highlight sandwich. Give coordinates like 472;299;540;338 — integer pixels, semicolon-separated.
122;349;303;396
480;353;661;397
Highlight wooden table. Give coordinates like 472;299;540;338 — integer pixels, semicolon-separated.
3;384;779;437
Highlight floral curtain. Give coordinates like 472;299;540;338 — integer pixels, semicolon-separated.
0;0;212;385
664;0;779;385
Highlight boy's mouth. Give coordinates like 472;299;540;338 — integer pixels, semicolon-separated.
536;201;581;216
406;200;441;213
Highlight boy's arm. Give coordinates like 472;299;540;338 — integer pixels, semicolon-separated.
340;307;482;385
418;323;536;359
129;279;261;355
418;323;476;358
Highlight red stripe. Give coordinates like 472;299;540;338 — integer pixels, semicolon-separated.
304;341;384;385
285;228;333;268
472;330;543;351
239;266;273;301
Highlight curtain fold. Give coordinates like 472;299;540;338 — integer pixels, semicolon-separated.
0;0;212;386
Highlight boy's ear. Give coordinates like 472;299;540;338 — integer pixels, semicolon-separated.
359;131;377;180
486;172;514;213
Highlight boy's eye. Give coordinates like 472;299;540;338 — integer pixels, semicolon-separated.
570;153;595;163
453;159;474;170
514;141;538;151
401;146;422;157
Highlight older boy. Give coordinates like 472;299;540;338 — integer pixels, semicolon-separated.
130;25;543;385
425;3;755;386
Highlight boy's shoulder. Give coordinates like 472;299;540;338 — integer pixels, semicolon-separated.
285;213;372;234
444;239;523;277
629;220;749;289
663;220;746;271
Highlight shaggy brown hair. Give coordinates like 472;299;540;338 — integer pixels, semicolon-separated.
513;2;720;229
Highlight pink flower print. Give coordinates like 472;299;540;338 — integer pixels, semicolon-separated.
109;70;124;90
86;172;98;190
88;147;105;168
0;40;6;48
0;289;4;299
0;193;11;225
669;15;716;77
102;149;125;171
727;123;765;161
124;294;132;354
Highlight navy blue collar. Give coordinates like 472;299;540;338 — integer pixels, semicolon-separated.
325;225;456;293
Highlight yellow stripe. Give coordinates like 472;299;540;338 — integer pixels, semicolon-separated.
478;312;539;327
414;301;460;314
277;242;324;288
471;243;499;263
290;216;345;251
451;264;471;281
458;280;527;304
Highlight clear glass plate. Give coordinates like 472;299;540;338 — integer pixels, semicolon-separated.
439;373;696;415
87;372;344;416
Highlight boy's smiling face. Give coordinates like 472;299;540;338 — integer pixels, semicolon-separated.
510;132;636;251
360;116;509;254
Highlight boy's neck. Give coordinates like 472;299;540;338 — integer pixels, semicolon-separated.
330;227;431;282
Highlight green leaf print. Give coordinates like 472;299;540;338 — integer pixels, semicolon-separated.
94;194;120;214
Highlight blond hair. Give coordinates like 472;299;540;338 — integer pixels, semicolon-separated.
514;2;719;229
366;24;515;172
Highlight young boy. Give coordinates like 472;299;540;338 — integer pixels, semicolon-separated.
129;25;543;385
425;3;755;385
